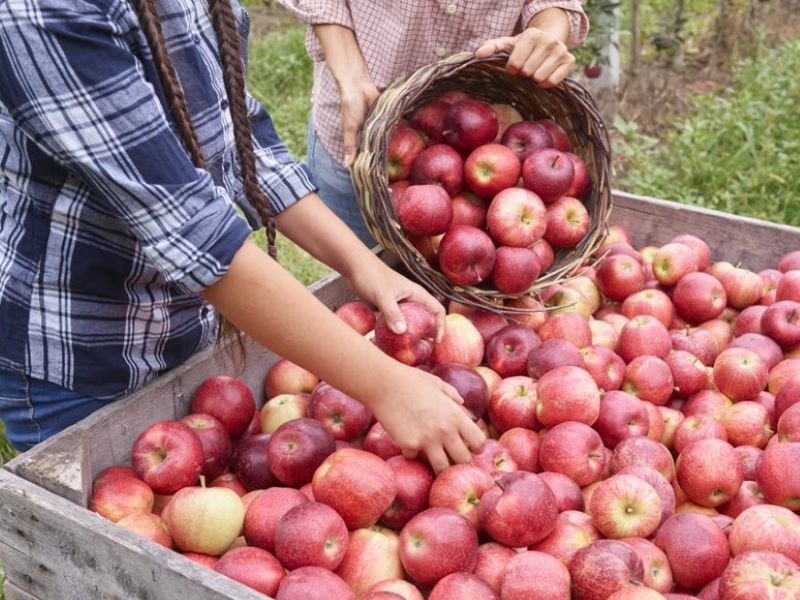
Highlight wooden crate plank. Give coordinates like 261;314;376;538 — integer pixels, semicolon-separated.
4;582;39;600
609;192;800;269
0;471;269;600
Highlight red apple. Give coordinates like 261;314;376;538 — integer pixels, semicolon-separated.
617;465;676;527
484;324;541;378
721;401;772;448
596;254;645;302
594;390;650;449
673;415;728;454
335;300;377;335
536;365;601;428
116;512;172;549
467;310;509;346
485;186;547;248
451;191;489;229
131;420;204;495
530;237;556;272
653;512;730;591
565;152;591;199
470;438;519;476
490;246;541;294
536;119;572;152
713;347;768;402
619;537;674;593
380;456;434;530
229;432;277;491
312;448;397;529
437;225;497;286
733;445;763;481
91;473;154;523
531;510;600;565
191;376;256;439
539;470;584;512
388;124;426;181
464;143;521;198
243;486;308;552
729;332;783;370
666;350;709;397
622;288;675;327
761;300;800;349
671;234;712;271
652;242;698;287
777;270;800;302
162;486;244;555
398;507;479;587
617;315;672;362
336;525;405;598
527;338;586;379
544;195;590;248
539;421;609;487
581;345;626;391
775;373;800;419
363;421;402;460
590;474;662;539
308;382;372;442
396;183;453;237
442;99;499;153
274;501;348;570
480;470;558;547
537;312;592;349
374;301;437;366
621;355;674;406
275;566;355;600
428;572;498;600
718;266;764;309
501;550;571;600
209;472;247;497
676;438;743;507
214;546;284;597
501;120;554;161
428;463;493;528
498;427;541;473
389;180;411;213
611;437;675;483
770;359;800;395
670;327;720;367
432;313;484;367
659;406;686;450
487;375;538;433
266;417;335;488
179;413;232;481
720;552;800;599
410;143;463;196
408;100;450;144
521;148;575;203
756;441;800;510
365;579;424;600
265;358;320;399
568;539;645;600
733;305;768;335
431;363;490;419
729;503;800;564
673;272;728;324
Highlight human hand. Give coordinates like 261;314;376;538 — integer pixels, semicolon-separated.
347;259;448;342
476;27;576;88
371;364;487;472
338;76;380;167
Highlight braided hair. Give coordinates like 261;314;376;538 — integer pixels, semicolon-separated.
132;0;277;258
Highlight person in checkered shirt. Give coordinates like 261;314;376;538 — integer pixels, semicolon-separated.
281;1;589;246
0;0;486;470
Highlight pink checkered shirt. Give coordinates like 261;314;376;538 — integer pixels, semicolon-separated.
279;0;589;166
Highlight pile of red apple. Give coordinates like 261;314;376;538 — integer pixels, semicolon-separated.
386;89;592;295
91;232;800;600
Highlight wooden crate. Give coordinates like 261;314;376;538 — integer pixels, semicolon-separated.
1;191;798;600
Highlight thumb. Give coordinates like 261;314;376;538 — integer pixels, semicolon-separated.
343;127;357;168
475;36;516;59
380;300;407;335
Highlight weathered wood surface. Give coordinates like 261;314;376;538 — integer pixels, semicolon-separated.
1;191;798;600
609;192;800;270
0;472;269;600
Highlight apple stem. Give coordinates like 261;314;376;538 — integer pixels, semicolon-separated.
199;475;207;489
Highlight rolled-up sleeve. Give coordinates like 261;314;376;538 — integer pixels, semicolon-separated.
522;1;590;48
246;94;318;216
0;0;251;295
278;0;354;28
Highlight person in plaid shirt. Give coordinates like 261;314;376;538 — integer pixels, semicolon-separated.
281;0;590;245
0;0;485;470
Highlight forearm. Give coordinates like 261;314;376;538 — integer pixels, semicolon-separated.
527;7;572;43
275;193;380;280
312;23;371;89
202;240;397;408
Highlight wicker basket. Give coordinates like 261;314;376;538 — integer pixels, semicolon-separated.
351;52;612;315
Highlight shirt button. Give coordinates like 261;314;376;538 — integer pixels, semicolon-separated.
201;306;209;317
220;99;229;110
446;3;457;14
192;32;201;44
435;46;447;58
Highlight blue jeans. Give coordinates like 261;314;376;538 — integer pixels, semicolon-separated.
0;369;110;452
306;121;378;248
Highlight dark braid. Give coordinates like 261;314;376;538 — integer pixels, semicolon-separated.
133;0;207;169
209;0;278;259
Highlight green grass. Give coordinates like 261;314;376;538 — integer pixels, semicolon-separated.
616;37;800;226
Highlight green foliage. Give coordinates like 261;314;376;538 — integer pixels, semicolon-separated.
0;420;14;468
247;26;313;160
616;38;800;226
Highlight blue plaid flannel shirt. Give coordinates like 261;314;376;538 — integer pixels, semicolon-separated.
0;0;317;399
